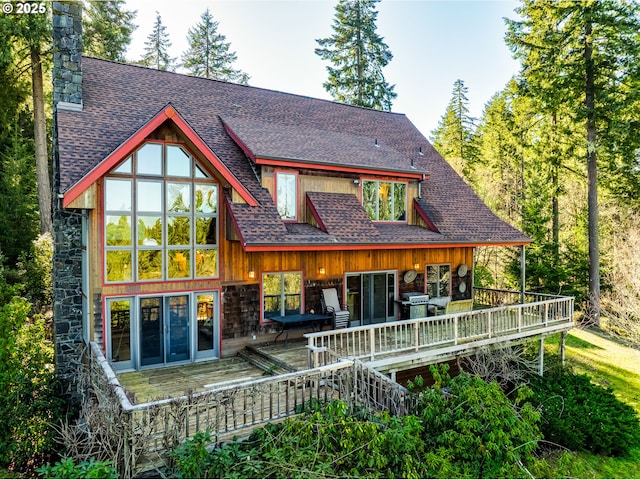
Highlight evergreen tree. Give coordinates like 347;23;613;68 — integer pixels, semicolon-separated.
315;0;396;111
140;12;175;71
1;10;52;235
431;79;478;180
182;9;249;84
84;0;137;62
506;0;640;325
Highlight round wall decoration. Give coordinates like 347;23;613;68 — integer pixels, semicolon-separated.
458;282;467;293
457;263;468;277
403;269;417;283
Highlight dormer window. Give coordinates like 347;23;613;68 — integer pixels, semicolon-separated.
275;171;297;221
362;179;407;222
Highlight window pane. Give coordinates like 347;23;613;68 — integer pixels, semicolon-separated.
136;143;162;175
166;145;191;177
168;250;190;279
197;293;214;352
105;179;131;211
167;182;191;213
195;184;217;213
276;172;296;220
284;273;301;314
426;265;439;298
263;273;282;318
363;181;377;219
106;251;132;282
195;164;209;179
393;183;407;220
196;217;216;245
137;181;162;212
378;182;392;221
136;216;161;246
195;249;217;278
113;156;132;174
439;265;451;297
110;300;131;362
138;250;162;280
105;215;132;246
168;217;191;245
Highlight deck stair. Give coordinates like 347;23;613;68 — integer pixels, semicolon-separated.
237;345;297;375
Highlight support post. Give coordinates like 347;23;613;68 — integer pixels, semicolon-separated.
538;335;545;376
559;331;566;367
520;245;526;304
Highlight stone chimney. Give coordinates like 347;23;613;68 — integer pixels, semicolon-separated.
52;1;82;110
52;1;84;405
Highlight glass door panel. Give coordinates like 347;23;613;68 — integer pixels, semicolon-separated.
371;273;387;324
108;299;132;368
166;296;190;363
140;297;163;366
346;275;362;324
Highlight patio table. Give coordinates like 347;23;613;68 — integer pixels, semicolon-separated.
271;313;332;344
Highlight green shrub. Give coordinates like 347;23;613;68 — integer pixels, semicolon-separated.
527;368;640;456
36;457;118;479
171;401;426;478
0;259;65;473
417;365;543;478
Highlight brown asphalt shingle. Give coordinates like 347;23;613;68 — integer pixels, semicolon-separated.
56;57;530;247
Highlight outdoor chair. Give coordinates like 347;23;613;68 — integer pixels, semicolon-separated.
321;288;350;329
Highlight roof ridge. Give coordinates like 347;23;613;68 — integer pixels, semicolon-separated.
83;56;409;118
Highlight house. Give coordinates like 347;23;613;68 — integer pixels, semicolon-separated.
51;3;537;392
50;5;577;475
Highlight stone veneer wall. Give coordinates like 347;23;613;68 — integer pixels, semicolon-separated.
52;1;82;106
52;1;84;403
52;210;84;402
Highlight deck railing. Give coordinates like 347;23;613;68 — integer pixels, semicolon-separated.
89;343;412;477
305;290;574;368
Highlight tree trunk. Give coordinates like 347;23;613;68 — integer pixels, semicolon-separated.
584;12;600;325
31;47;52;234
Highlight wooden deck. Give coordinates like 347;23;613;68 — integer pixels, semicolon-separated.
118;340;312;403
91;289;575;477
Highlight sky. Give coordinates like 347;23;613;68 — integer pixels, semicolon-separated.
124;0;521;137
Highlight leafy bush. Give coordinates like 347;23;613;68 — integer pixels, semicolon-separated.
527;367;640;456
171;401;425;478
171;371;545;479
36;457;118;479
417;365;543;478
0;259;65;472
16;233;53;314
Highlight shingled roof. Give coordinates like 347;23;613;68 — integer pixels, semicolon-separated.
55;57;530;248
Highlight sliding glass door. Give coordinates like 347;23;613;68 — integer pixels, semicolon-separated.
346;271;396;326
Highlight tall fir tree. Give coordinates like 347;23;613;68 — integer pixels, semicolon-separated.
182;9;249;84
1;10;52;235
315;0;396;111
140;12;175;71
84;0;137;62
506;0;640;325
431;79;478;180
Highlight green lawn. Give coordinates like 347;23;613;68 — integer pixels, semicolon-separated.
544;327;640;478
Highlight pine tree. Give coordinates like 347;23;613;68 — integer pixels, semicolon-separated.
140;12;175;71
84;0;137;62
182;9;249;84
315;0;396;111
506;0;640;325
431;79;478;180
